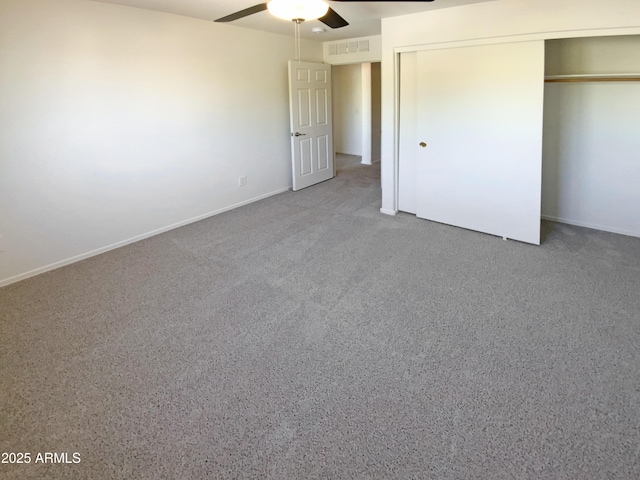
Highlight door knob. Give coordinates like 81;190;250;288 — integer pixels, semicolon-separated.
419;142;427;148
293;132;307;137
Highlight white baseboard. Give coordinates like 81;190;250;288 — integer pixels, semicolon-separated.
0;187;290;288
541;215;640;238
380;208;397;216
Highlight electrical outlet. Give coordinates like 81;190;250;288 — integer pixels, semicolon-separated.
238;176;247;186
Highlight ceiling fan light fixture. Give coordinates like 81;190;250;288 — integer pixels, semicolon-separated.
267;0;329;22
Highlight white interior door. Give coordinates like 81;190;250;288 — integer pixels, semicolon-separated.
416;41;545;244
288;61;334;191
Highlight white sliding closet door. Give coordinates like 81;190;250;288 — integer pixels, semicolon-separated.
398;52;417;214
416;41;545;244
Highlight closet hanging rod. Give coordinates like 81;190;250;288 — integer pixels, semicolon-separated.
545;74;640;83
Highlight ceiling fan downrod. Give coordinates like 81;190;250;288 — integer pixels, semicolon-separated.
293;18;303;63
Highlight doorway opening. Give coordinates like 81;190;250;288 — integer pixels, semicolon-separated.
331;62;381;172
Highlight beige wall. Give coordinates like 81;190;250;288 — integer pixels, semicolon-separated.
545;35;640;75
371;62;381;163
332;63;362;155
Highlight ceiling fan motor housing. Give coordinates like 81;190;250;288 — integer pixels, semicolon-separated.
267;0;330;22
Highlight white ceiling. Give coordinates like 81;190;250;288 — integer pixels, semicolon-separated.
87;0;494;41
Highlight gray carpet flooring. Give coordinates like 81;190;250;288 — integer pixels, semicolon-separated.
1;154;640;479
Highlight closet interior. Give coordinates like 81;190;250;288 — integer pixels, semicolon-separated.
542;35;640;238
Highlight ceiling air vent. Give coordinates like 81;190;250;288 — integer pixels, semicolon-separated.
327;38;373;56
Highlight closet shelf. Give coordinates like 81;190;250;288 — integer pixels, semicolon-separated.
545;73;640;82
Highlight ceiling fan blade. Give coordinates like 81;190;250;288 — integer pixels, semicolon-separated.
215;3;268;23
319;7;349;29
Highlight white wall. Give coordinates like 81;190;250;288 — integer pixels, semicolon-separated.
332;63;362;155
542;36;640;237
380;0;640;215
0;0;322;286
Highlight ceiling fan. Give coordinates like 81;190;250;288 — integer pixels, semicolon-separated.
215;0;435;29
